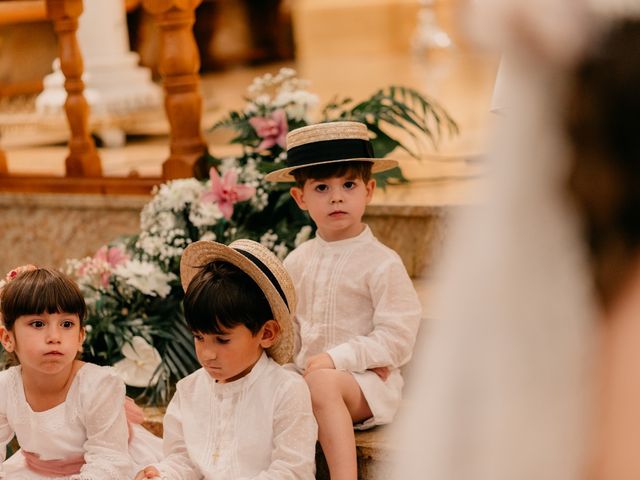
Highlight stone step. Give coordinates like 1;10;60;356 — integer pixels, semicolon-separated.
0;172;480;277
316;426;395;480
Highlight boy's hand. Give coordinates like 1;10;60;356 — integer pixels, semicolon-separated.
369;366;390;381
134;466;160;479
304;353;335;375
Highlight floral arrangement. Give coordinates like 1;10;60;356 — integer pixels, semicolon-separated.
37;68;456;403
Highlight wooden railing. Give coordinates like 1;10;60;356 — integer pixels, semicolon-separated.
0;0;208;195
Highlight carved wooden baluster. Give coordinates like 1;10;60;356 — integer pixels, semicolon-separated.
46;0;102;177
0;148;7;176
143;0;207;180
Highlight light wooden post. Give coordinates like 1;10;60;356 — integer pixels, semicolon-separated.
46;0;101;177
143;0;207;180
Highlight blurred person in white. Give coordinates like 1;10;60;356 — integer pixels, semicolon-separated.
565;16;640;479
390;1;640;479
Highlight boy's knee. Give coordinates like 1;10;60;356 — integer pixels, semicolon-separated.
305;370;343;405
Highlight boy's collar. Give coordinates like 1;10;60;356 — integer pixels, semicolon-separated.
315;224;373;246
209;352;269;394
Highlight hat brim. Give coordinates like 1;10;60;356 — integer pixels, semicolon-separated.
264;157;399;183
180;240;295;364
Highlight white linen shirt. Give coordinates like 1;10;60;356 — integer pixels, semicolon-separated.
284;225;422;377
0;363;135;480
155;352;317;480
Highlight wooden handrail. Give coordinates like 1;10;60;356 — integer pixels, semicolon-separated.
0;1;46;25
0;0;141;25
0;175;160;195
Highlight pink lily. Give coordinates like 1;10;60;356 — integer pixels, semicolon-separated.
248;109;288;150
94;246;129;268
202;167;256;220
93;246;129;288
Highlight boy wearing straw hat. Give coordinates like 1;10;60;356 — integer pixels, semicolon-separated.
135;240;317;480
266;121;422;480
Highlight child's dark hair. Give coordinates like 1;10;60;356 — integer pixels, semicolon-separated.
1;267;86;330
292;161;373;187
183;261;273;335
565;19;640;307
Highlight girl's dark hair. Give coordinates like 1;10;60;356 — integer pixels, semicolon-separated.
183;261;273;335
565;19;640;307
1;267;86;330
292;161;373;187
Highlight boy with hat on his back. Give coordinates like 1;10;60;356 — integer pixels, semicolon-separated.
135;239;317;480
266;121;422;480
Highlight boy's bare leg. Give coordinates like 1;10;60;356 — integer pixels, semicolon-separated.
305;369;373;480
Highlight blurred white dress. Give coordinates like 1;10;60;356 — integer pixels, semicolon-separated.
392;1;603;479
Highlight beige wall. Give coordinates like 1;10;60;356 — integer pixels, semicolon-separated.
291;0;471;60
0;194;145;274
0;193;447;278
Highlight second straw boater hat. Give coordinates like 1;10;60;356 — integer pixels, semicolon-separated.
264;121;398;183
180;239;296;364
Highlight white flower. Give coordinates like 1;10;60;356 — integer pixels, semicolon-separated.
113;336;162;387
294;225;313;247
275;67;296;80
199;231;217;242
275;151;287;164
274;242;289;260
240;158;262;183
254;94;271;106
136;231;187;263
250;187;269;211
113;260;176;298
189;200;223;227
244;102;258;115
153;211;178;231
140;179;205;232
260;230;278;249
219;157;238;173
273;90;319;121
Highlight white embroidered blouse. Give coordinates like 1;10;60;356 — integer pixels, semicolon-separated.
0;363;134;479
154;352;317;480
284;225;422;373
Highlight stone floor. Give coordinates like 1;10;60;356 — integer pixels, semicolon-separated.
0;49;497;177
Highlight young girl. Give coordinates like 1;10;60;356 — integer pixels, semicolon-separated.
0;265;162;479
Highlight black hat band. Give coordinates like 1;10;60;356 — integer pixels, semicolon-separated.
235;249;290;311
286;138;374;169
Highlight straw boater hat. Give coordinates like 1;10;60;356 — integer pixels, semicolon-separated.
264;121;399;183
180;239;296;364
